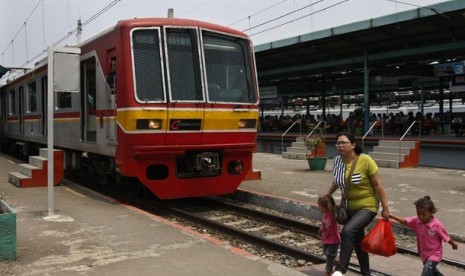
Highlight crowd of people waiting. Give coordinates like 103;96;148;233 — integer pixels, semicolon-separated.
259;110;465;137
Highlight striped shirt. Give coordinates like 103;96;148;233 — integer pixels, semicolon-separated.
332;153;379;213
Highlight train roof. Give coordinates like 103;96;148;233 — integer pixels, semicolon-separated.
78;17;250;50
116;17;248;38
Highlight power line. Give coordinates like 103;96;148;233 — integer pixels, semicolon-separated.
383;0;450;18
19;0;123;68
50;0;122;48
0;0;122;69
248;0;350;37
1;0;43;58
228;0;290;27
242;0;326;32
179;0;217;17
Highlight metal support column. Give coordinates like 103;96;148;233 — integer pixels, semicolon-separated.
364;51;371;134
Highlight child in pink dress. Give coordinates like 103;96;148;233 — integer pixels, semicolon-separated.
318;196;341;276
389;196;458;276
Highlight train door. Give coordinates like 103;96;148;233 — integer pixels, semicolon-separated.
41;77;47;136
105;52;117;145
80;57;97;142
18;86;24;136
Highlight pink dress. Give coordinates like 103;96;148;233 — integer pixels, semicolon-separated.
405;216;451;263
321;212;341;245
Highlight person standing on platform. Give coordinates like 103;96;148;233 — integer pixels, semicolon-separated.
323;132;390;276
318;196;341;276
390;196;458;276
452;114;463;137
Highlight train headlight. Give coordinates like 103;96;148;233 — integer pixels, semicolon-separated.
238;119;257;129
136;119;162;130
227;160;244;175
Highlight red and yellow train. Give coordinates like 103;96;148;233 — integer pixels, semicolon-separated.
0;17;259;199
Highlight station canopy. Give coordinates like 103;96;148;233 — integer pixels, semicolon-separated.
254;0;465;103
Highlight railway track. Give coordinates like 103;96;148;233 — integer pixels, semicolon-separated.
178;198;392;276
64;170;465;275
205;198;465;272
156;198;326;265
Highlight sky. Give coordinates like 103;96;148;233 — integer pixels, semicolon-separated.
0;0;453;71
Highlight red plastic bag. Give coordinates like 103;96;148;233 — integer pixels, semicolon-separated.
361;220;397;257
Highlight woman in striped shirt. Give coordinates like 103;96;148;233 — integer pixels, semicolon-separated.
324;132;390;276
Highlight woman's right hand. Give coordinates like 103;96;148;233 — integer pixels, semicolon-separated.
322;194;331;202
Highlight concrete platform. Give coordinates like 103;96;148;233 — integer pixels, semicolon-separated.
0;154;306;276
240;152;465;276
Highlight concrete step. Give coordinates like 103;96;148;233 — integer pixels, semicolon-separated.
39;148;63;158
39;148;48;158
282;152;307;160
8;148;64;188
285;147;307;154
373;159;400;168
378;140;416;149
370;152;405;162
29;156;47;169
18;163;40;177
290;141;306;148
372;146;411;154
8;172;30;187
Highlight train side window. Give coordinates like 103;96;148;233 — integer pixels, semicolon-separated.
27;81;37;113
56;92;71;109
8;90;15;115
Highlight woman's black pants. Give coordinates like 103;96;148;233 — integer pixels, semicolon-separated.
337;208;376;276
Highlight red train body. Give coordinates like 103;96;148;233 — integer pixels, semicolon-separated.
0;18;259;199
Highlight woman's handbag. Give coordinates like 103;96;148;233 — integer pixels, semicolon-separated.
361;220;397;257
335;198;349;224
334;156;358;225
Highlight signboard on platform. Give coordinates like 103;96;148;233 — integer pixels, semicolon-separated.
259;86;278;99
434;61;465;77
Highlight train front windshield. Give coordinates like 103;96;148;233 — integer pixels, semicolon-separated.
132;28;256;104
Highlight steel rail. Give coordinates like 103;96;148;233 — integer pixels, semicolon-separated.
200;197;320;236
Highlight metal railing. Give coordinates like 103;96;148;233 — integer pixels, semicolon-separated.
280;120;326;156
305;121;324;139
361;121;382;151
281;119;302;154
400;120;421;141
398;120;421;162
